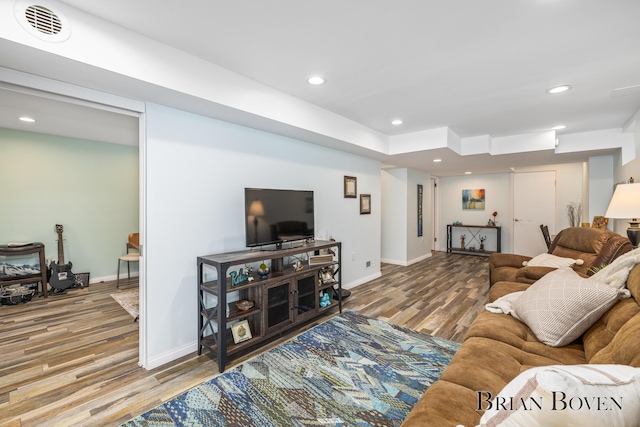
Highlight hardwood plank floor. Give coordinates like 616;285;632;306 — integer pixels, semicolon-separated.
0;251;489;426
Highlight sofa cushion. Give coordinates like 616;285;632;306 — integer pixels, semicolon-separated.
478;364;640;427
583;263;640;363
512;267;620;347
522;253;583;268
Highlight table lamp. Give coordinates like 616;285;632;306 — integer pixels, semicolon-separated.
605;180;640;248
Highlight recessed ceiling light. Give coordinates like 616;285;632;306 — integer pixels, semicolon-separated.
391;119;403;125
19;116;36;123
433;159;442;163
551;125;566;130
546;85;571;94
465;171;472;175
306;75;326;85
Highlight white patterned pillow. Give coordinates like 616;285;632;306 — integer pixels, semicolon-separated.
522;253;584;268
512;267;619;347
477;364;640;427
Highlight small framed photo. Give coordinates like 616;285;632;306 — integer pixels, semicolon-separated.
231;320;252;344
319;266;336;285
360;194;371;214
344;176;357;198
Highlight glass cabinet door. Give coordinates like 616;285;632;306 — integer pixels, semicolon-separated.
266;281;293;332
296;274;317;321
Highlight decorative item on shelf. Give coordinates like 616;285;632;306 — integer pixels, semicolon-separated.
452;221;463;225
591;216;609;230
244;264;254;282
469;246;476;251
567;200;582;227
294;260;304;271
479;235;486;251
460;234;466;249
319;266;336;285
319;291;331;307
257;262;270;279
487;211;498;226
236;299;254;311
229;268;249;287
231;320;252;344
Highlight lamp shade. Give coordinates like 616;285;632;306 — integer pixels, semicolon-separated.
604;183;640;221
248;200;265;217
605;183;640;248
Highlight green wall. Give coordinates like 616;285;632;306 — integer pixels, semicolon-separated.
0;128;138;281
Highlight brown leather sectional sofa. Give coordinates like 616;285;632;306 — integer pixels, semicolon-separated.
489;227;632;287
402;228;637;427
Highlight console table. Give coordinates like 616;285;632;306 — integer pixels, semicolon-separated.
0;243;48;298
197;240;342;372
446;224;501;257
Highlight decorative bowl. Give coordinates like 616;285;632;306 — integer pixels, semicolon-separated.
236;300;254;311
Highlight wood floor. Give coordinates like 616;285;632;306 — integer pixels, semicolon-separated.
0;251;489;426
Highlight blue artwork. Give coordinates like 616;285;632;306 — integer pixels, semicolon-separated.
229;268;249;286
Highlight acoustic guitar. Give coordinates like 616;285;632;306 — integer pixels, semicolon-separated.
49;224;75;291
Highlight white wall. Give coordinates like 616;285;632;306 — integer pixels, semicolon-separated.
439;174;510;252
0;128;138;279
588;155;614;224
381;168;431;265
407;169;431;263
144;103;381;368
381;169;407;263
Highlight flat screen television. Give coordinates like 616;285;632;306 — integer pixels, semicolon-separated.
244;188;315;249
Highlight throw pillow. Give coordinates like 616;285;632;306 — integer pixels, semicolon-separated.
512;267;619;347
522;253;584;268
477;364;640;427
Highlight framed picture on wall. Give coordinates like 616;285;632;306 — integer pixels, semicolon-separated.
344;176;357;198
360;194;371;214
462;189;485;210
418;184;423;236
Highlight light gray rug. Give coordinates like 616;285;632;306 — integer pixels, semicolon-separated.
111;288;139;320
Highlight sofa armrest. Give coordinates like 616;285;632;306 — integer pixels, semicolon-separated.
489;253;532;269
515;266;557;284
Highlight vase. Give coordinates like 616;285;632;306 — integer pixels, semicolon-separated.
480;243;485;251
461;239;465;249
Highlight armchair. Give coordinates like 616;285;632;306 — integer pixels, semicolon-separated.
489;227;632;287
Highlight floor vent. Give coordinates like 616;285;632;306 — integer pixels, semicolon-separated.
14;0;71;42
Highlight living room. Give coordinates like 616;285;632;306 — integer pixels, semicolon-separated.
2;1;640;426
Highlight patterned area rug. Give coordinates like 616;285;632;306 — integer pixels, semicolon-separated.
111;288;139;320
122;311;459;427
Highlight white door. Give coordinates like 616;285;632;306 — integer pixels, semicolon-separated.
513;171;556;257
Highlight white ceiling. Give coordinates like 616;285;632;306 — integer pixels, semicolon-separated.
2;0;640;175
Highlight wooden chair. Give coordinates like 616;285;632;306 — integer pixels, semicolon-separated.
540;224;551;249
117;233;139;288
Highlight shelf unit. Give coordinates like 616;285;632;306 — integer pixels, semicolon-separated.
197;240;342;372
446;224;501;257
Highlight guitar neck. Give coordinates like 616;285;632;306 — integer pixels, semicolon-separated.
57;231;65;265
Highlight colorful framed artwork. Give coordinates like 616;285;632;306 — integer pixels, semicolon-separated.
462;189;485;210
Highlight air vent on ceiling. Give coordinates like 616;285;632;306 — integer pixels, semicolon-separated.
14;0;71;42
25;5;62;35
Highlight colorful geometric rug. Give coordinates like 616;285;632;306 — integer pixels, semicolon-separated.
122;311;460;426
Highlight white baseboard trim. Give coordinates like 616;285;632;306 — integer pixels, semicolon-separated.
381;252;432;267
142;341;198;370
343;271;381;290
89;272;139;284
